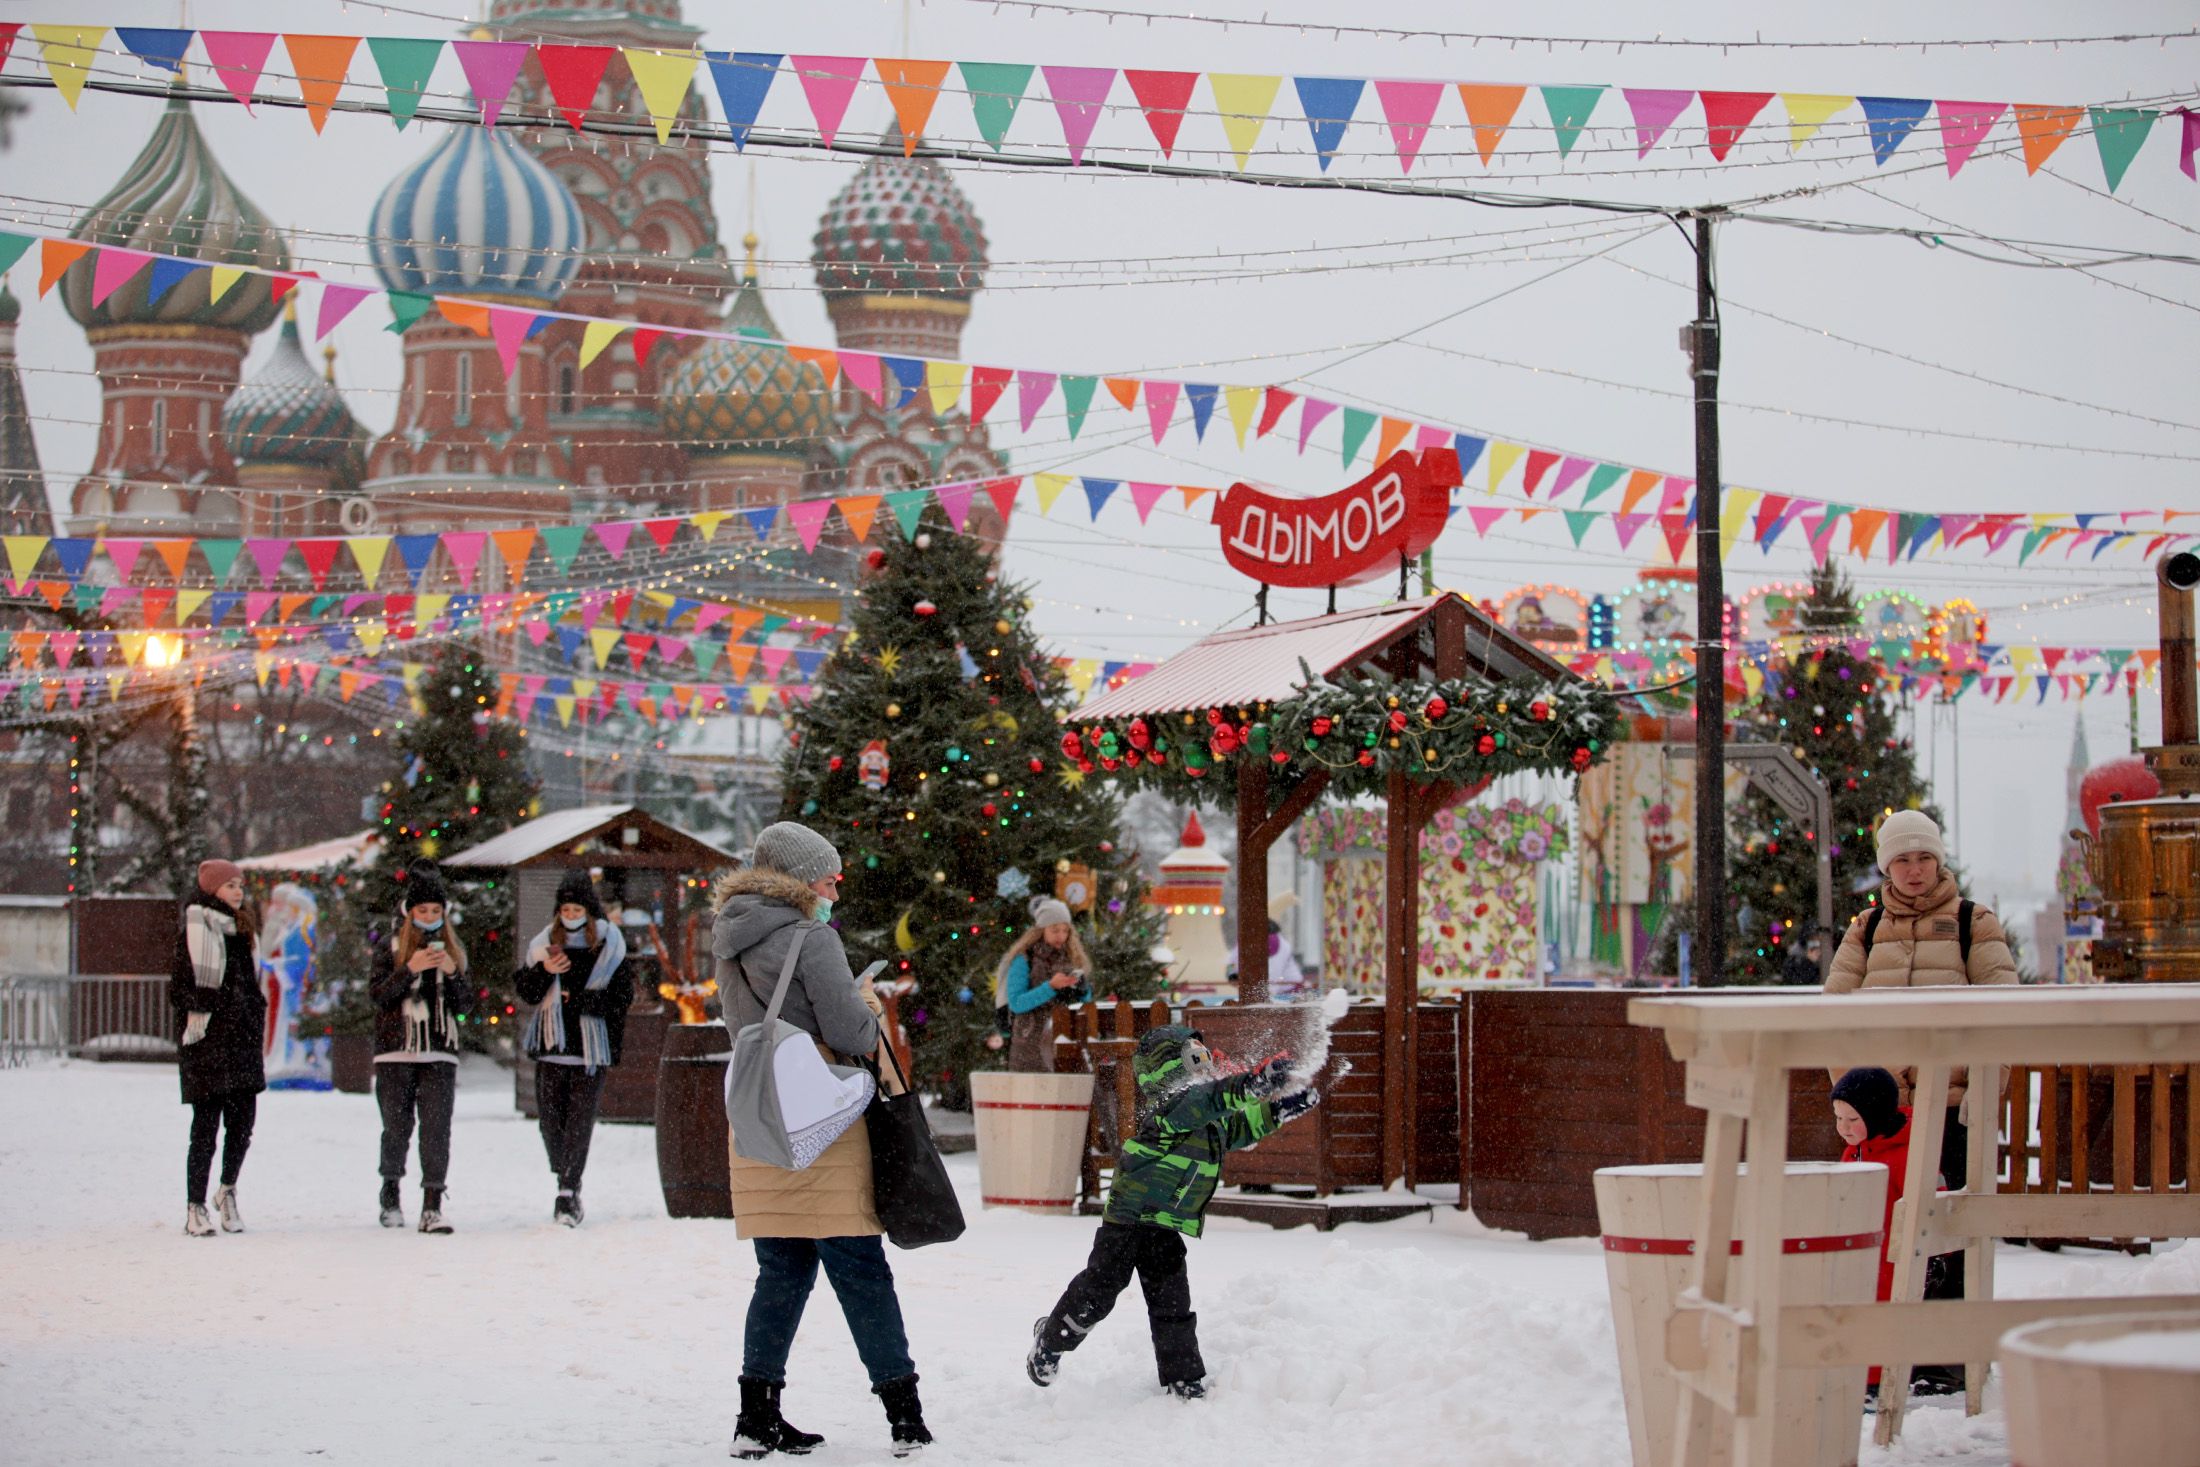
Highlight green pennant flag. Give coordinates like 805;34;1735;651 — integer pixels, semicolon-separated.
540;525;588;572
885;487;930;539
199;539;243;582
1563;510;1598;547
386;291;434;333
2087;106;2157;193
368;37;444;130
648;681;673;702
959;61;1034;152
0;232;32;278
1540;85;1606;158
1580;463;1625;506
540;591;577;620
72;584;102;615
2017;526;2052;566
1059;375;1097;439
1338;407;1376;466
758;614;788;637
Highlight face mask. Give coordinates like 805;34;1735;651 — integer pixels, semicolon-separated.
560;914;588;932
814;899;833;923
413;916;443;933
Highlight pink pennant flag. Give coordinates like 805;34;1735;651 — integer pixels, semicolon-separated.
578;590;608;631
100;587;132;615
1657;476;1694;517
1128;482;1170;524
840;351;885;406
103;539;143;580
786;500;832;552
201;31;278;113
935;481;977;532
315;283;373;341
90;248;154;307
692;605;729;634
1144;380;1180;443
1296;397;1337;453
1623;88;1692;157
1550;457;1593;500
1466;506;1507;537
790;56;866;146
453;39;530;127
442;532;486;587
488;307;536;378
524;620;551;647
1936;100;2008;176
1373;79;1444;172
1016;370;1057;431
240;589;276;622
1611;514;1652;550
761;646;793;681
1043;66;1116;165
246;540;291;584
1414;424;1448;451
2182;108;2199;180
595;521;634;559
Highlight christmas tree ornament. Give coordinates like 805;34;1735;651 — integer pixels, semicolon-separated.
865;547;888;571
996;867;1031;899
858;739;891;790
994;618;1013;635
931;870;947;883
914;532;932;549
983;772;999;787
914;599;938;617
1425;696;1448;721
828;755;844;772
885;702;902;718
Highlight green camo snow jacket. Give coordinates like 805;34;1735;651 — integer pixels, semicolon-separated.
1102;1025;1278;1238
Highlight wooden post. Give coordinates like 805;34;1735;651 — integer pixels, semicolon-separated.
2151;1064;2173;1194
1875;1062;1953;1448
1236;757;1271;1006
1382;768;1414;1187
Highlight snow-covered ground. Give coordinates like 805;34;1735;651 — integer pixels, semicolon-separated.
3;1059;2193;1465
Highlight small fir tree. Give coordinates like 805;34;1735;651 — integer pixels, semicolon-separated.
777;512;1165;1106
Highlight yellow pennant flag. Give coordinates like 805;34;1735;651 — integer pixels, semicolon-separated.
690;510;729;542
34;25;106;110
1208;74;1282;170
589;626;620;668
401;661;425;693
1224;385;1261;448
1781;94;1852;149
1718;488;1761;558
209;267;246;305
623;48;700;144
175;589;210;625
924;360;968;417
413;594;450;629
3;535;48;584
355;624;387;656
118;631;148;666
349;536;391;587
1066;658;1101;696
747;686;773;713
573;678;597;701
254;652;275;688
1032;473;1072;515
108;671;127;700
578;318;627;370
554;695;576;727
1483;442;1524;494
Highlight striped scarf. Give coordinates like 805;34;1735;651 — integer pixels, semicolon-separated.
521;918;627;1073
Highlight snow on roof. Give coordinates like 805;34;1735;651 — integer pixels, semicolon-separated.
442;804;735;869
239;830;378;872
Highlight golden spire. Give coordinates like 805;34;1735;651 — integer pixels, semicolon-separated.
742;231;759;284
322;341;338;384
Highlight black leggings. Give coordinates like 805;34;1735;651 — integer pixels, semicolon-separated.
187;1092;257;1204
535;1063;608;1191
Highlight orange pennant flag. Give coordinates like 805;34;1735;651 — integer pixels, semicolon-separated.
1456;84;1527;165
1178;483;1215;510
835;495;882;542
36;581;67;612
1374;416;1412;464
726;608;763;640
874;58;952;151
1617;469;1661;517
1102;377;1140;411
437;298;494;337
1847;509;1889;556
788;345;839;386
283;34;362;133
491;528;536;585
151;539;194;581
725;643;758;681
2014;104;2083;175
278;594;313;622
38;239;91;297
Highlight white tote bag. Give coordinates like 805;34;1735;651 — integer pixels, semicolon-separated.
724;925;875;1171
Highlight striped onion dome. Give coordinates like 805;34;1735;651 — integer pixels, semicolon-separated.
368;124;582;303
811;127;987;302
223;306;364;469
62;89;291;334
659;263;831;454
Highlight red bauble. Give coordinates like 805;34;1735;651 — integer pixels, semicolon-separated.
1099;756;1119;772
828;755;844;772
1206;707;1224;726
1310;715;1333;737
1028;757;1046;774
1270;750;1291;764
1061;731;1084;760
864;548;887;571
1078;759;1095;774
1127;717;1152;750
1356;750;1375;767
913;599;938;617
981;803;998;817
1477;734;1497;756
1570;746;1593;771
1211;724;1239;755
1530;700;1550;721
1387;709;1408;732
1425;696;1448;721
1123;749;1143;768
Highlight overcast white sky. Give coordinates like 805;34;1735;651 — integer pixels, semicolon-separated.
3;0;2196;919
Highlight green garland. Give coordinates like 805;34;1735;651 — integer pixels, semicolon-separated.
1062;675;1620;802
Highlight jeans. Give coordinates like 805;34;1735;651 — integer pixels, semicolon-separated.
743;1236;916;1387
186;1092;256;1204
535;1064;607;1191
376;1062;455;1189
1041;1220;1205;1386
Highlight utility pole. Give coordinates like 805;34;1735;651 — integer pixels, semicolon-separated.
1689;210;1727;986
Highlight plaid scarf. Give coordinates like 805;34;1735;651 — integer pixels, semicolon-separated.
184;902;236;990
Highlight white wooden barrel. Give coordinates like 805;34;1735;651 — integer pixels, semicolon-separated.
1594;1162;1887;1467
2000;1309;2200;1467
969;1071;1095;1213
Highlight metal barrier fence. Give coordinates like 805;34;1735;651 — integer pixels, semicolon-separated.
0;974;176;1066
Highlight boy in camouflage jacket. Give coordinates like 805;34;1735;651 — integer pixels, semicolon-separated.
1025;1024;1319;1398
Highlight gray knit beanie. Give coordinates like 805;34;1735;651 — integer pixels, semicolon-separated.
1030;897;1073;929
750;821;843;883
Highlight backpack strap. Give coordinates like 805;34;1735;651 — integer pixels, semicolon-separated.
1861;907;1883;955
1958;899;1975;966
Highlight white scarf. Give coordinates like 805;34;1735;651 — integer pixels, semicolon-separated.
522;918;627;1073
184;903;236;990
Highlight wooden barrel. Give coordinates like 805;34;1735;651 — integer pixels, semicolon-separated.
970;1071;1095;1213
655;1022;733;1219
1593;1162;1886;1467
329;1032;374;1095
2001;1309;2200;1467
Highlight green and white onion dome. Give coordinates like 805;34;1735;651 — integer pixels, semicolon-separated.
62;89;291;334
811;133;988;302
659;272;832;455
223;307;364;469
368;124;582;302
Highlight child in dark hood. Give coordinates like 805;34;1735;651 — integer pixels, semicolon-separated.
1024;1025;1320;1399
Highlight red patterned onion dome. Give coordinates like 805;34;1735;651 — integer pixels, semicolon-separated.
811;129;988;302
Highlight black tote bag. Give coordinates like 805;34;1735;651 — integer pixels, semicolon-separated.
865;1020;967;1249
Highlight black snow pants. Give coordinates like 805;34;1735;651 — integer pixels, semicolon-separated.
1040;1220;1205;1386
534;1063;608;1191
375;1061;455;1189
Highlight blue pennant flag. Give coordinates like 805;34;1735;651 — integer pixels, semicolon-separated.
705;52;782;151
745;506;779;541
116;27;192;71
883;355;926;410
1451;434;1488;476
49;539;96;579
1293;76;1365;171
1858;97;1931;165
145;257;202;307
1183;384;1218;441
393;535;438;587
1081;478;1119;519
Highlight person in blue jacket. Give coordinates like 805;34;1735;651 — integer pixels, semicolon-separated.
992;898;1090;1071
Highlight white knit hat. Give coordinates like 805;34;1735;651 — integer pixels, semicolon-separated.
1030;897;1073;929
749;821;843;883
1874;810;1946;872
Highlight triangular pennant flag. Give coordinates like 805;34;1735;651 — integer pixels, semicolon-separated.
744;506;779;542
1859;96;1932;165
841;351;885;406
1209;74;1282;170
876;58;952;150
1224;386;1261;448
1183;383;1219;440
925;360;969;417
789;55;866;146
1623;88;1692;157
116;27;190;72
349;536;391;587
1485;442;1525;492
936;482;976;532
624;47;701;144
437;297;493;336
1371;416;1411;465
1043;66;1116;165
1129;482;1170;524
1102;376;1140;411
1781;93;1851;148
3;535;47;584
384;290;434;333
577;318;626;369
1373;79;1444;173
488;308;538;378
0;233;29;278
266;36;362;133
244;539;289;585
151;538;193;582
1292;396;1336;453
1456;84;1526;164
138;255;199;307
314;283;372;341
1563;511;1598;547
2183;107;2200;181
982;477;1020;524
786;499;833;552
453;39;530;127
960;61;1034;151
1581;463;1626;505
537;44;617;131
539;525;587;572
1339;407;1376;466
1293;76;1364;171
1935;100;2007;176
34;25;107;110
1145;380;1180;443
1451;434;1487;476
297;539;344;591
885;488;930;538
367;36;443;130
1618;468;1661;516
38;240;91;298
1060;375;1098;437
2014;104;2085;175
1016;370;1056;431
1125;69;1199;157
641;518;680;553
1081;478;1120;519
1465;505;1507;537
1032;474;1071;515
2088;107;2158;193
786;344;835;384
880;355;925;410
1699;91;1772;161
836;495;882;542
594;521;634;560
1521;449;1561;497
1540;85;1606;159
704;52;780;151
1550;457;1593;500
1256;387;1297;439
393;533;438;586
90;248;153;307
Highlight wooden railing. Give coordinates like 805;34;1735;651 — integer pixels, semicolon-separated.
1049;997;1174;1212
2001;1062;2195;1248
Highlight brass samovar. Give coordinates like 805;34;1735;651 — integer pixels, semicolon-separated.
2076;551;2200;980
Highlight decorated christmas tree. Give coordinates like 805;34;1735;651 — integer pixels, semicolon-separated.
777;510;1165;1105
1720;564;1942;983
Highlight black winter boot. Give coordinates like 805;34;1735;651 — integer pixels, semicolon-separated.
874;1374;931;1457
730;1377;822;1459
378;1179;404;1229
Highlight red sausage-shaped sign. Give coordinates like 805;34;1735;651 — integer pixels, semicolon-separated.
1210;448;1461;589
